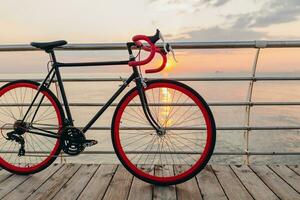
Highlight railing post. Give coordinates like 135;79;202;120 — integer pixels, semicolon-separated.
244;44;263;164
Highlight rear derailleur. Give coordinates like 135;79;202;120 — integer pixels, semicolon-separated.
7;132;25;156
4;120;28;156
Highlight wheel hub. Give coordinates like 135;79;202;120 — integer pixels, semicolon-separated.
13;120;29;135
157;128;166;137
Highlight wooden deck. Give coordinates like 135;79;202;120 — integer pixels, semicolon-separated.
0;164;299;200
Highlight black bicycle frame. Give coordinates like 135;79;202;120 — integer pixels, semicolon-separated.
21;45;161;139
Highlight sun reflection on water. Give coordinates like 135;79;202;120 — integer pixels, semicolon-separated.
160;88;173;127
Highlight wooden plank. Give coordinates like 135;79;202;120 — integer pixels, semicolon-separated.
212;165;253;200
127;165;153;200
2;164;62;200
27;163;81;200
269;165;300;193
78;164;117;200
153;165;176;200
0;173;31;198
174;165;202;200
287;165;300;176
0;169;13;183
196;165;227;200
251;165;300;200
231;165;278;200
52;164;98;200
102;165;133;200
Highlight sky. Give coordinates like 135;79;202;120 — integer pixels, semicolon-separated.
0;0;300;74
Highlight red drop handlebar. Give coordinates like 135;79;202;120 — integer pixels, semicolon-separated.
128;32;167;74
141;45;167;74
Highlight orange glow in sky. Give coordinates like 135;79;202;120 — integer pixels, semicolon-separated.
165;58;176;72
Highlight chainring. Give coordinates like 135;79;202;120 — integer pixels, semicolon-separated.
60;127;86;155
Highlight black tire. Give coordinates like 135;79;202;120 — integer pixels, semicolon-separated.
0;80;65;175
111;79;216;185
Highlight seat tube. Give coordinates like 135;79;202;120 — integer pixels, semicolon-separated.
50;51;74;126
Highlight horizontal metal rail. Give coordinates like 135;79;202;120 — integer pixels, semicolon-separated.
2;101;300;107
2;77;300;83
1;40;300;51
0;151;299;156
2;126;299;131
82;126;300;130
76;151;300;156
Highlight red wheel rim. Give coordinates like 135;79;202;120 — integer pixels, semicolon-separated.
113;82;213;183
0;83;62;173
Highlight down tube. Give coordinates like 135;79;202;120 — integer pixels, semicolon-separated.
82;73;135;133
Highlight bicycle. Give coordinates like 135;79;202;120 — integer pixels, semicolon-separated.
0;29;216;185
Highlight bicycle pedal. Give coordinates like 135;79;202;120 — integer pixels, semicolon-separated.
82;139;98;147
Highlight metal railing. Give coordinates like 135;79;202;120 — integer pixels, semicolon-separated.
1;40;300;51
1;40;300;164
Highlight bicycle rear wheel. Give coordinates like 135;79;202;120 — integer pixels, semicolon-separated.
112;79;216;185
0;80;64;174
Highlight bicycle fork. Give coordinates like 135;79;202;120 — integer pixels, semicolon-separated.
132;67;163;135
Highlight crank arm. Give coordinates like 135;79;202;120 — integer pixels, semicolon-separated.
81;139;98;147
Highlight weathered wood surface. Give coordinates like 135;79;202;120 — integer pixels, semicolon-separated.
196;165;227;200
153;165;176;200
212;165;253;200
231;165;278;200
251;165;300;200
0;164;299;200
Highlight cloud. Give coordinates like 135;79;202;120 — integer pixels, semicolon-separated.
210;0;231;7
229;0;300;28
149;0;230;8
173;0;300;41
251;0;300;27
172;26;267;41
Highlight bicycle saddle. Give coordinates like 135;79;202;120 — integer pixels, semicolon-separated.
31;40;67;52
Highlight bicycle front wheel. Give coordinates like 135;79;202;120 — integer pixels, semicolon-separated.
112;79;216;185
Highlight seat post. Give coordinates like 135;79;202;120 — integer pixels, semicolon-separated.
48;50;57;63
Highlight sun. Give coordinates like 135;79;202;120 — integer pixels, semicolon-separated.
165;59;176;71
